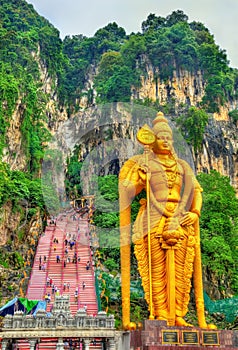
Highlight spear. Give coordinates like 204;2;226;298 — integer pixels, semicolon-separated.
136;124;156;320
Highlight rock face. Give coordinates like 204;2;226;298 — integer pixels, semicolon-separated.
2;50;238;191
198;118;238;192
133;61;205;110
2;99;27;171
2;48;68;172
0;204;43;303
0;203;21;246
132;59;237;121
1;56;237;252
43;104;238;198
131;62;238;192
59;60;237;194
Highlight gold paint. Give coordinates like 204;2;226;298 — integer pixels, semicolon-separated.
119;112;216;329
136;124;156;145
145;144;154;320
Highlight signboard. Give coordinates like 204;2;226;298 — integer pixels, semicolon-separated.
182;331;199;345
202;331;219;345
162;330;179;344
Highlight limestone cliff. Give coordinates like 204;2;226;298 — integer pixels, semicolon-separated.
0;205;43;303
130;61;238;191
132;59;237;121
71;67;238;194
71;57;237;193
4;61;237;195
198;118;238;192
132;58;205;110
2;46;68;172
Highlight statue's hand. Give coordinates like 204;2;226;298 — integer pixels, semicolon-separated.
138;163;150;182
180;211;198;226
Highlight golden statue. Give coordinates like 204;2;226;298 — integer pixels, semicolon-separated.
119;112;215;329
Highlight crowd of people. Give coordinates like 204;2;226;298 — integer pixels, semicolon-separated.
38;209;95;315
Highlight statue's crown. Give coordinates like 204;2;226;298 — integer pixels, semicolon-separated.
152;112;172;135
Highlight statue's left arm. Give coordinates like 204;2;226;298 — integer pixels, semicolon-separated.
179;177;202;226
189;179;208;328
179;162;216;329
185;177;216;329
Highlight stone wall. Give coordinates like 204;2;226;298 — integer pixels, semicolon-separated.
130;320;238;349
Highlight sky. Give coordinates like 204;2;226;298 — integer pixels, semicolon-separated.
26;0;238;68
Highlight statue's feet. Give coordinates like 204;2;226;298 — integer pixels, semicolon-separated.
175;317;193;327
199;323;217;330
156;316;167;321
207;324;217;330
125;322;137;330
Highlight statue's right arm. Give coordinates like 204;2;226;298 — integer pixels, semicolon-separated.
119;156;145;329
119;156;145;203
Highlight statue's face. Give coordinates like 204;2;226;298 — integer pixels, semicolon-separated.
153;131;173;154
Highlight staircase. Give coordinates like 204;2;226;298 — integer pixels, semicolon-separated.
26;212;98;313
38;338;58;349
26;225;56;300
19;211;98;349
44;217;67;312
77;220;98;315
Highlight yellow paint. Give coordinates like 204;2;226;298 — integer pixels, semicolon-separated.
119;112;216;330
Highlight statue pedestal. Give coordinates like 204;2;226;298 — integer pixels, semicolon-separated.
130;320;238;349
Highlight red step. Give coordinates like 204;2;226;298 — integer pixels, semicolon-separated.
26;212;98;316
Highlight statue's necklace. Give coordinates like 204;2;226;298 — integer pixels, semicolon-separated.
155;157;178;193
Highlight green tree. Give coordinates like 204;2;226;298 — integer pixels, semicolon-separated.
120;33;146;69
229;109;238;124
189;21;215;46
59;34;95;108
94;52;137;102
0;66;19;154
198;170;238;292
94;22;126;55
165;10;189;26
65;154;83;199
95;51;124;79
176;107;209;154
141;13;165;33
146;21;199;79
